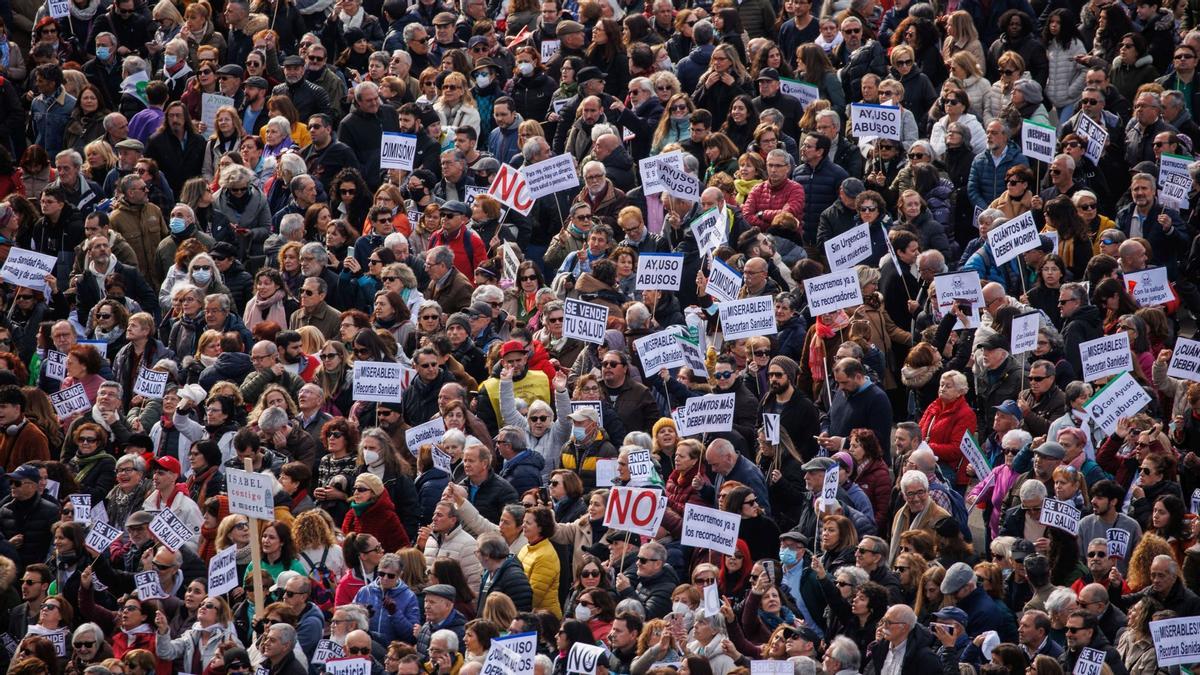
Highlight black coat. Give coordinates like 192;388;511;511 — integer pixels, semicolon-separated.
77;261;160;323
272;80;331;123
459;473;519;523
338;105;400;190
863;624;942;675
0;496;60;566
477;555;533;613
145;129;206;195
508;73;557;125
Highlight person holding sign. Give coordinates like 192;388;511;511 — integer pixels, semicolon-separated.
1116;174;1189;276
152;595;239;668
69;422;117;504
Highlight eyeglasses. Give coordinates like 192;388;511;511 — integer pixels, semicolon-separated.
893;566;908;572
1153;141;1172;148
944;99;963;106
96;313;113;320
1028;375;1051;382
858;205;878;213
752;349;771;357
842;27;861;34
320;352;339;360
227;186;248;194
301;289;318;296
908;153;926;160
834;580;852;588
713;371;734;380
520;275;538;281
153;561;176;570
856;547;880;555
354;485;372;492
767;371;787;379
1065;626;1087;633
637;557;660;564
346;647;372;656
602;361;622;369
693;577;715;585
1087;551;1108;559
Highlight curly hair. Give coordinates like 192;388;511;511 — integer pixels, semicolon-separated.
1127;532;1175;592
292;509;338;550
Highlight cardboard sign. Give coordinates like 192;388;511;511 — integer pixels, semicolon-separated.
134;570;168;599
90;501;108;526
539;40;560;62
0;247;56;291
522;153;578;199
380;132;418;171
719;295;776;340
1011;312;1041;355
351;360;405;403
1148;616;1200;667
50;383;88;418
1074;648;1105;675
405;419;447;456
634;328;687;375
199;93;235;133
566;643;607;675
1085;371;1152;435
690;207;726;257
1160;152;1193;209
1039;498;1081;535
1126;266;1173;307
1168;338;1200;383
987;211;1040;266
701;582;720;616
824;223;873;271
324;658;372;675
959;432;992;484
804;268;863;315
1106;528;1130;559
464;185;488;207
484;164;533;215
627;448;655;486
207;544;239;595
1079;332;1133;382
68;494;91;525
679;392;736;435
149;507;195;551
1075;113;1107;164
47;0;69;18
1021;119;1056;163
133;367;168;399
779;78;820;110
226;468;275;520
43;350;66;381
706;257;742;304
312;640;345;667
635;252;684;291
492;632;537;675
603;486;667;537
638;151;684;197
562;298;608;344
850;103;901;141
680;503;740;555
657;162;701;201
763;413;780;444
85;520;122;553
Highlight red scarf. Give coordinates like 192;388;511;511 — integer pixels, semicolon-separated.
808;311;851;383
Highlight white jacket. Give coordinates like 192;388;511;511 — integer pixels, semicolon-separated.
156;623;242;671
423;524;483;589
930;112;987;158
1045;39;1087;109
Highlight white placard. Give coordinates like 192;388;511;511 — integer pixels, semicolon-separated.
566;643;607;675
638;151;684;197
719;295;777;340
1106;528;1130;559
681;392;736;434
959;432;992;484
804;268;864;315
149;507;195;551
312;640;345;667
43;350;66;381
1192;488;1200;515
79;339;107;358
987;210;1040;266
763;413;780;444
1010;312;1041;355
677;336;707;379
680;503;740;556
779;78;819;110
44;480;59;499
706;257;742;304
1039;498;1081;534
380;132;418;171
1074;648;1105;675
570;400;604;426
634;328;687;375
1085;371;1152;435
594;458;617;487
1148;616;1200;667
134;570;168;599
0;247;56;291
85;520;122;553
492;632;537;675
1076;113;1107;165
562;298;608;344
602;486;667;537
200;93;235;133
50;383;89;418
352;360;405;402
824;223;873;271
1160;152;1193;209
405;418;447;456
540;40;560;62
701;582;720;616
850;103;901;141
658;161;701;201
1168;338;1200;382
487;163;535;215
627;448;655;486
690;207;726;257
69;494;91;525
751;662;793;675
90;501;108;526
207;544;239;595
1021;119;1056;163
482;643;523;675
1079;332;1133;382
47;0;68;18
1126;266;1173;307
464;185;488;206
225;468;275;520
551;98;569;114
432;447;452;474
325;658;372;675
821;465;840;508
133;367;168;399
635;252;683;291
522;153;578;199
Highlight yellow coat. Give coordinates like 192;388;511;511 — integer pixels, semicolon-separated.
517;537;562;618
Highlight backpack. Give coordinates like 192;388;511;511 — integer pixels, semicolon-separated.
300;549;337;613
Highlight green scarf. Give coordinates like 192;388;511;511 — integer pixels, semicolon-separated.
74;451;111;481
350;497;374;517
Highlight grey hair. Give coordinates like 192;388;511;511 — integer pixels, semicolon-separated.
269;623;298;647
280;214;305;238
472;284;504;304
908;139;934;157
916;249;947;274
1053;154;1076;171
73;622;104;644
1064;380;1092;401
204;293;233;313
477;532;509;560
522;136;550;164
378;553;402;572
431;629;459;653
115;453;145;472
889;605;917;627
682;153;700;174
417;299;443;316
266;116;292;138
1088;537;1108;550
908;447;936;471
826;637;860;671
1061;282;1089;306
1154;554;1180;575
171;203;196;222
402;22;425;41
625;302;652;330
502;503;526;525
94;31;117;46
899;470;929;491
758;108;783;125
103;113;127;133
616;598;646;618
56;150;83;167
629;77;654;96
1019;479;1047;501
767;149;792;168
442;428;466;447
815;109;841;126
990;536;1016;558
428;245;455;269
836;566;869;586
258;406;290;432
121;55;149;78
498;425;527;451
354;81;380;103
694;610;726;635
792;658;819;675
1163;90;1186;109
337;605;370;630
390;50;411;65
978;207;1005;224
1045;588;1077;614
623;431;652;450
219;164;256;189
583;160;606;176
300;242;329;265
692;19;714;44
276;153;307;179
1002;429;1033;449
534;655;552;674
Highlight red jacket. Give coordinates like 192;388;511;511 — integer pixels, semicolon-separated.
429;225;486;281
918;395;978;484
341;489;410;553
854;457;892;527
741;178;805;230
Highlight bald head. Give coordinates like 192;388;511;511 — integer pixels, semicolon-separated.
594;133;621;159
704;439;736;475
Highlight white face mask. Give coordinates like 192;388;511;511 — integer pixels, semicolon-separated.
517;62;534;76
672;601;690;616
363;449;380;464
574;604;592;621
476;73;492;88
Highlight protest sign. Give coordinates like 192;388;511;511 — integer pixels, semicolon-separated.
701;582;720;616
627;448;655;486
658;162;701;201
933;270;984;315
682;502;740;555
690;208;726;257
482;643;523;675
1169;338;1200;382
1039;498;1081;535
706;257;742;304
0;247;56;291
804;269;863;315
820;464;840;509
487;164;535;215
36;630;65;657
634;328;687;375
1011;312;1041;355
540;40;559;62
325;659;372;675
681;393;736;434
47;0;68;17
763;413;780;444
149;508;195;551
635;252;684;291
226;469;275;520
352;360;405;402
638;152;684;196
1106;528;1130;559
133;367;168;399
493;632;537;675
50;384;88;419
380;132;417;171
1160;152;1193;208
406;419;447;456
432;448;452;474
779;78;820;110
79;339;107;358
959;432;992;484
570;400;603;426
43;350;66;381
563;298;608;344
200;93;235;133
312;641;345;667
1085;371;1152;435
595;459;617;487
208;544;239;595
1193;488;1200;515
85;521;122;553
1079;333;1133;382
45;480;59;499
751;663;793;675
566;643;607;675
1126;266;1173;307
1148;616;1200;667
134;570;167;599
1022;119;1056;162
719;296;777;340
522;154;578;199
677;336;707;378
1075;113;1108;164
464;186;488;206
824;224;873;271
90;501;108;527
987;211;1040;265
603;486;667;537
850;103;901;140
1074;648;1105;675
69;494;91;525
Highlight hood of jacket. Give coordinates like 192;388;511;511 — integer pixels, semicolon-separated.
1065;303;1102;333
503;449;546;474
604;144;634;173
901;363;940;388
574;273;623;301
213;351;253;372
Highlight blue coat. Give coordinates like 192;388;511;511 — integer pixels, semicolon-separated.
957;585;1018;643
967;144;1029;210
676;45;713;95
296;602;326;658
725;455;772;516
827;380;893;460
414;469;450;523
963;243;1024;296
354;578;422;645
1115;202;1190;276
499;450;545;497
792;156;848;243
776;314;808;362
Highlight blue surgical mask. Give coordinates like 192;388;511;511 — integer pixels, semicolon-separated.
572;426;586;442
163;54;178;68
779;547;798;566
192;269;212;284
169;217;187;234
96;46;111;61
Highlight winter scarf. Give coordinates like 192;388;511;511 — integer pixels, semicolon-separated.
759;605;796;631
808;310;850;383
74;450;112;482
70;0;101;21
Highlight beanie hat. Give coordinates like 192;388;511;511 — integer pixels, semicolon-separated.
1013;79;1043;106
354;472;385;496
652;417;676;439
769;355;799;383
446;312;471;333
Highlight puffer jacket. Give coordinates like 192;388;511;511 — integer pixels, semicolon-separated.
898;209;952;260
353;578;421;645
423;525;483;588
517;537;561;618
616;564;680;620
792;156;848;244
479;554;533;612
560;432;618;492
1045;39;1087;110
968;143;1029;209
855;458;892;527
212;186;272;264
1110;54;1158;103
341;490;410;553
155;622;241;671
918;395;978;485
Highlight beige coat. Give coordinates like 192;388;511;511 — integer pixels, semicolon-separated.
109;200;168;288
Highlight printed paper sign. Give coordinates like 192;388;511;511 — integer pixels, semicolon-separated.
1076;113;1107;164
751;663;793;675
47;0;68;18
134;570;167;599
90;501;108;526
42;349;66;381
1011;312;1041;355
85;521;122;553
0;247;56;291
680;503;740;555
850;103;901;141
677;336;707;378
1021;119;1056;163
50;383;89;418
540;40;560;62
133;367;168;399
1074;648;1105;675
492;632;537;675
0;633;15;656
464;186;488;206
1085;371;1152;435
312;640;345;667
639;151;684;197
566;643;607;675
482;643;523;675
719;295;777;340
634;328;687;375
804;268;863;315
763;413;780;444
522;154;578;199
595;458;617;487
934;270;984;329
431;447;452;474
69;494;91;525
45;479;59;499
570;400;603;426
1192;488;1200;515
602;486;667;537
79;339;107;358
380;132;418;171
352;360;405;402
1039;498;1081;535
681;393;736;434
658;162;701;201
1106;528;1130;559
149;507;195;551
563;298;608;344
1126;266;1173;307
779;78;819;110
706;257;742;304
1160;152;1193;209
405;419;447;456
1168;338;1200;383
820;465;840;509
226;468;275;520
1148;616;1200;667
824;223;873;271
325;658;372;675
987;210;1040;265
627;448;655;486
635;252;683;291
207;544;239;595
487;164;534;215
200;93;235;133
959;432;992;484
1079;332;1133;382
690;208;726;257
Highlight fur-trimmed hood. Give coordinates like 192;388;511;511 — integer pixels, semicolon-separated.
901;363;941;388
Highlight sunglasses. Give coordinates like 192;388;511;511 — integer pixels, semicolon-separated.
520;275;538;281
347;647;372;656
1080;203;1098;211
73;642;95;649
327;431;344;439
580;569;601;578
378;571;398;579
713;371;734;380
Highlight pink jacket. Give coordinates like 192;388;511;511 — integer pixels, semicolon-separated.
967;464;1021;537
741;178;805;229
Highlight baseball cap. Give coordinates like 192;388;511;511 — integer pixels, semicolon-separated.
568;406;599;424
755;67;780;82
210;242;238;260
150;456;182;475
932;607;969;625
499;340;528;357
5;465;38;483
993;399;1023;422
466;301;493;319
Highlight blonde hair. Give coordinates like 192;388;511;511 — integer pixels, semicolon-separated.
152;0;184;25
438;72;476;108
297;326;325;356
292;510;337;550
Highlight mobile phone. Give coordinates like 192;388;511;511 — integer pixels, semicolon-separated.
763;560;775;582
